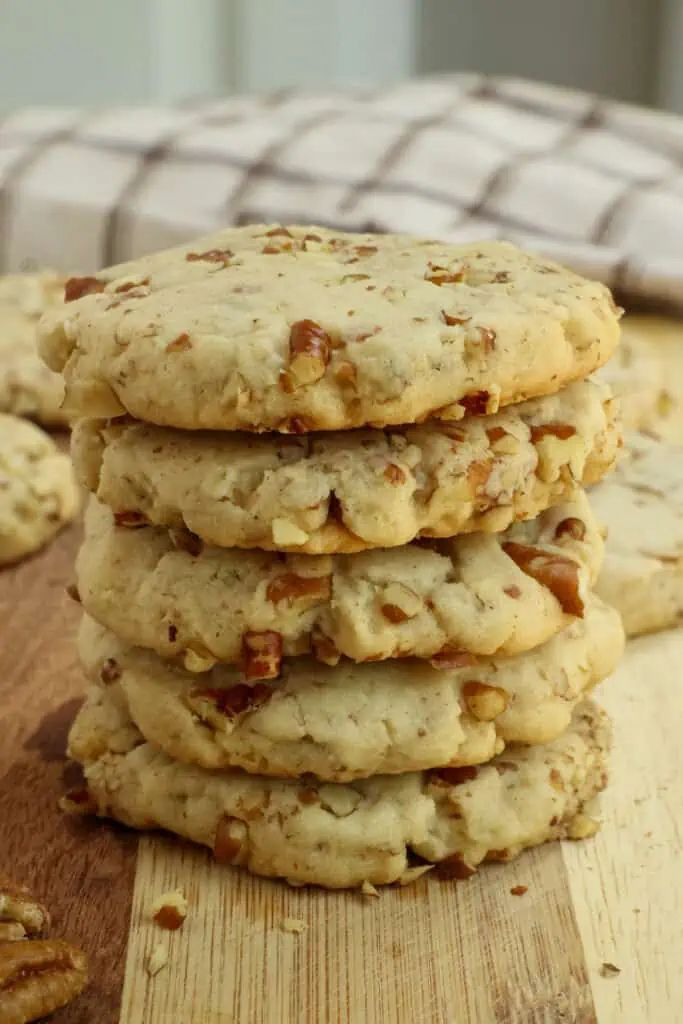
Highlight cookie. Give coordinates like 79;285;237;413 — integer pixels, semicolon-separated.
71;378;619;553
77;491;604;666
39;226;621;432
597;315;683;441
68;691;609;889
0;415;79;565
0;272;68;426
77;595;623;781
593;432;683;637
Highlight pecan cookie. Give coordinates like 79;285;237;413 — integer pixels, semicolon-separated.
0;414;79;565
75;596;623;781
71;378;618;553
39;226;620;432
0;272;68;427
597;314;683;442
67;693;610;889
594;431;683;637
77;491;603;665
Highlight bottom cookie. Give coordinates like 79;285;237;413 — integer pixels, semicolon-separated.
67;691;610;889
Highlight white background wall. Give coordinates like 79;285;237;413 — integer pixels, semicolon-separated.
0;0;681;112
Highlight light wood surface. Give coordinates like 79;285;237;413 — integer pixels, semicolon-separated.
1;524;681;1024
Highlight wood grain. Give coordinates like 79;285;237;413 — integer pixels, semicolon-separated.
0;525;138;1024
563;628;683;1024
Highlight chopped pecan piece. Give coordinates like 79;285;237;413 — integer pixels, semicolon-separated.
169;527;204;557
64;276;105;302
114;277;150;293
554;517;586;542
462;681;509;721
504;585;521;599
281;319;332;392
185;248;232;264
380;604;409;624
213;816;247;864
264;226;293;238
467;459;493;493
151;890;187;931
0;939;88;1022
435;854;476;880
510;885;528;896
529;423;577;443
311;629;340;666
334;360;357;384
165;332;192;353
459;390;490;416
65;583;81;604
502;542;584;616
59;787;98;815
241;631;283;681
433;765;479;786
113;510;148;529
384;463;406;485
266;574;332;605
426;266;464;286
441;311;470;327
486;426;507;444
191;682;273;718
99;658;121;685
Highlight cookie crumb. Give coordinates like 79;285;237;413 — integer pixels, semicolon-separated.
397;864;433;886
282;917;306;934
361;880;379;898
510;885;528;896
150;889;188;931
147;942;169;977
599;962;621;978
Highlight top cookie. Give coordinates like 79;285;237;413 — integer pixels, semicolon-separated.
39;226;620;432
0;272;68;427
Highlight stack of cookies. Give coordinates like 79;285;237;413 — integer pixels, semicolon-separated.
40;226;624;889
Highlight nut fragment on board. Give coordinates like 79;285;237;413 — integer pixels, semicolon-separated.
151;889;188;931
147;941;169;977
0;938;88;1024
281;917;306;934
360;880;380;898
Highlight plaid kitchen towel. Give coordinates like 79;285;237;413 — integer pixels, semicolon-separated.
1;73;682;312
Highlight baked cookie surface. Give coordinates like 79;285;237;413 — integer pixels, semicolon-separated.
0;272;68;426
39;226;620;432
0;414;79;565
77;597;623;781
594;432;683;637
77;491;604;665
71;378;619;553
68;691;610;888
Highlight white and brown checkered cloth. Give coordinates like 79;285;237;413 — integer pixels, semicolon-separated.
1;74;682;312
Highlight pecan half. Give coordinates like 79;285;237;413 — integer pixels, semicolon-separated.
502;543;584;616
0;876;49;936
266;573;332;605
281;319;331;391
64;276;104;302
462;681;509;721
191;682;273;718
241;631;283;681
0;939;88;1023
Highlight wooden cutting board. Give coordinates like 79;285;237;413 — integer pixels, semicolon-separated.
1;523;681;1024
